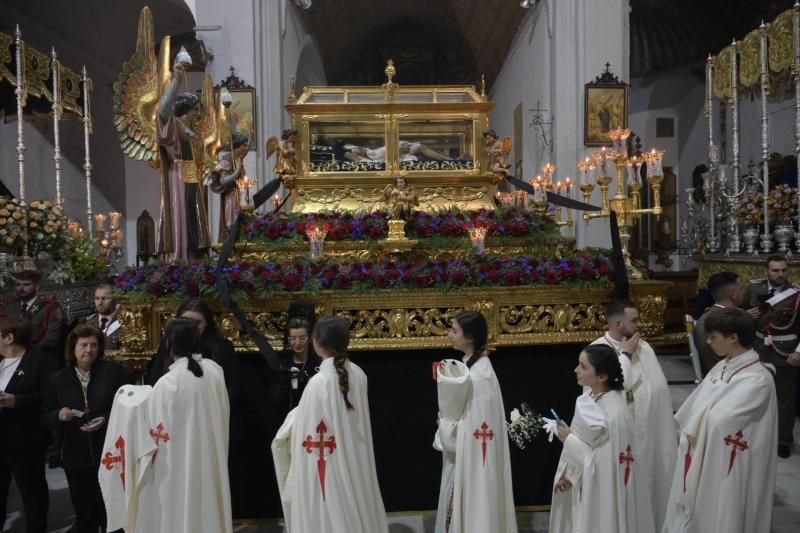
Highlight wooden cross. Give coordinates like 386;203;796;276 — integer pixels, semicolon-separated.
724;430;749;475
101;435;126;489
618;444;634;486
473;421;494;466
303;419;337;500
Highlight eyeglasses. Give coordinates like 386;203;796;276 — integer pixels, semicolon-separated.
288;336;308;343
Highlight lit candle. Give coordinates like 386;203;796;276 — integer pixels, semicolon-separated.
113;229;124;248
110;212;121;229
95;213;106;231
563;177;572;197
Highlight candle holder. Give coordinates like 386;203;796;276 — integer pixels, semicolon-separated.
495;192;514;208
468;225;488;255
95;211;124;264
237;177;257;210
305;223;328;260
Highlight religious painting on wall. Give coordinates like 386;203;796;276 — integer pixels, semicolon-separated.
584;64;628;147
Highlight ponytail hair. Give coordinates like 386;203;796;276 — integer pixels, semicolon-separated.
165;317;204;378
455;310;488;368
583;344;624;390
312;316;353;410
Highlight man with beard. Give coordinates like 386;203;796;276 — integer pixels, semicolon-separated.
83;280;121;350
743;255;800;458
1;270;65;362
591;299;676;531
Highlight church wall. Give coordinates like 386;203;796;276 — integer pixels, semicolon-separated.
491;0;631;250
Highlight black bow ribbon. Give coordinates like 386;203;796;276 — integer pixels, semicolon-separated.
504;176;629;299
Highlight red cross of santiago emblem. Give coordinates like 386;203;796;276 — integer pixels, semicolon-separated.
149;422;170;464
724;430;749;475
101;435;126;489
473;421;494;466
303;419;336;501
618;444;634;486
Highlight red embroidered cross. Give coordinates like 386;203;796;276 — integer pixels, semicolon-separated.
618;445;634;486
473;422;494;466
150;422;171;445
303;420;336;501
724;430;749;475
101;435;126;489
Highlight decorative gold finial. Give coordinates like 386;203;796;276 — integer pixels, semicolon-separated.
288;75;297;104
480;74;487;100
382;58;398;101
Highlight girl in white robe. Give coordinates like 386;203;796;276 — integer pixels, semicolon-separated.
272;316;388;533
662;308;777;533
434;310;517;533
549;344;656;533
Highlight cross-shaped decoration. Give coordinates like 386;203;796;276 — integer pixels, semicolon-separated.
473;421;494;467
303;419;337;500
150;422;171;446
101;435;126;489
618;444;634;486
724;430;749;475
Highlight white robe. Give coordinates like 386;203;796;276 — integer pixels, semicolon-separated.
135;356;232;533
662;349;778;533
98;384;155;533
592;334;677;528
549;391;656;533
433;356;517;533
272;358;388;533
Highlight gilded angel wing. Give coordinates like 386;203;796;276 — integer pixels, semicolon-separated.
501;136;513;155
112;7;166;162
265;136;279;159
197;74;228;171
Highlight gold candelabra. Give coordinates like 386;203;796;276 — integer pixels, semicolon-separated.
579;128;664;279
94;211;124;264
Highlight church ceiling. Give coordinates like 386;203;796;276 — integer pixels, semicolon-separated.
301;0;796;86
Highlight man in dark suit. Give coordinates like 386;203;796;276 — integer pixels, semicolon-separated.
83;280;121;350
743;255;800;458
694;271;745;374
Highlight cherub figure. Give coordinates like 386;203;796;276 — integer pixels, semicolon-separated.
484;130;512;185
383;176;419;220
267;129;299;189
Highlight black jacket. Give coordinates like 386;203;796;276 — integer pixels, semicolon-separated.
147;334;240;396
0;349;57;456
41;359;127;470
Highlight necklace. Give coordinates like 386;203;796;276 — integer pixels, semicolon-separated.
721;359;760;383
590;391;607;402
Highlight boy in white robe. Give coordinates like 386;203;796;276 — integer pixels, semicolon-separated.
272;316;388;533
591;298;676;529
549;344;655;533
434;311;516;533
663;308;777;533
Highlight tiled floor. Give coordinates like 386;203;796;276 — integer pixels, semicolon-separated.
4;354;800;532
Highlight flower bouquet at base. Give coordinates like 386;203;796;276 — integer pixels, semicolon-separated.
506;402;545;450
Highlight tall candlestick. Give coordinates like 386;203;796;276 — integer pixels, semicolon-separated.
760;22;772;252
15;26;26;202
51;47;63;205
81;66;94;235
729;39;741;252
705;54;714;167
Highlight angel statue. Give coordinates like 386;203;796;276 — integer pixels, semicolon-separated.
113;7;227;262
209;132;250;238
266;129;299;189
484;130;512;186
383;176;419;220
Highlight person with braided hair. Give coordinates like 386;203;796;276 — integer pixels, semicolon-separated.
271;316;388;533
433;311;517;533
549;344;656;533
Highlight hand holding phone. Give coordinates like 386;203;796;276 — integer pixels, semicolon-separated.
550;408;568;427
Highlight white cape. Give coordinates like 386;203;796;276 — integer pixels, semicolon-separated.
433;357;517;533
272;358;388;533
592;335;676;528
135;356;232;533
549;391;655;533
98;384;155;533
662;349;777;533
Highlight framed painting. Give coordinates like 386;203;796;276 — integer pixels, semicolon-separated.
215;68;257;151
584;64;628;147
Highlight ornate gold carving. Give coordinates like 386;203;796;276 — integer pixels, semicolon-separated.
118;307;149;353
0;32;14;86
768;9;793;74
461;186;488;201
739;28;760;88
419;187;457;202
632;294;667;338
499;303;605;334
25;46;52;101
